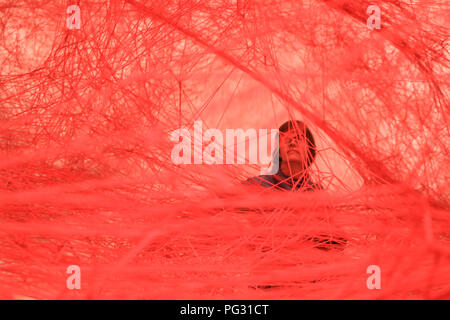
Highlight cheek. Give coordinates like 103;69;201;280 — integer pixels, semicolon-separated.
299;143;309;157
279;143;288;155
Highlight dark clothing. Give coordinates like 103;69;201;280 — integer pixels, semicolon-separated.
246;170;321;191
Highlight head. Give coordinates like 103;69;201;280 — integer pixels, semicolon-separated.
278;120;316;172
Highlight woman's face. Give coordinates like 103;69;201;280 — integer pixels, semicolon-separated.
279;128;309;166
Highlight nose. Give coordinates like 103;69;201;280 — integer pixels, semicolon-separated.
287;137;297;146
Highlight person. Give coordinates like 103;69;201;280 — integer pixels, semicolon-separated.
244;121;346;290
246;120;321;191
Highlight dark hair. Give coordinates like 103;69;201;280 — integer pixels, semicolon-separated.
278;120;317;167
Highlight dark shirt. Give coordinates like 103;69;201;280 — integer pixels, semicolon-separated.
245;170;321;191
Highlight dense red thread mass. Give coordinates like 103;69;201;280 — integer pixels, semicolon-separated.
0;0;449;299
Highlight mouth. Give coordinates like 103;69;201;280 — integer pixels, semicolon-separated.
287;149;299;154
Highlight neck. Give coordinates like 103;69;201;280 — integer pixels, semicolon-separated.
280;160;305;179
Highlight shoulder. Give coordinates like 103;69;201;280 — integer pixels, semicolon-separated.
244;175;278;188
305;179;323;191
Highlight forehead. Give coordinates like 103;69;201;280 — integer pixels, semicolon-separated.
280;127;307;138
